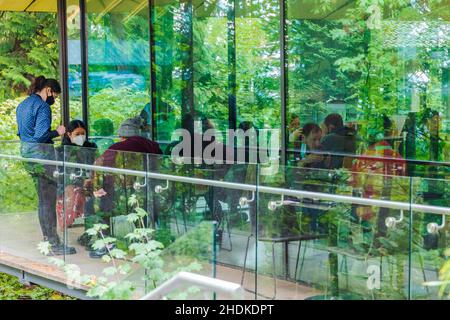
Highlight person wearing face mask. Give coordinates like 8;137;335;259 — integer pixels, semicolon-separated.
57;120;98;249
16;76;65;145
61;119;97;149
16;76;75;255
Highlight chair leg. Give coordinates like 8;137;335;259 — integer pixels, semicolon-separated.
272;242;277;299
294;241;302;282
182;205;188;233
380;255;383;286
344;256;349;290
172;206;180;236
181;193;188;233
224;211;233;251
298;240;309;284
241;234;253;286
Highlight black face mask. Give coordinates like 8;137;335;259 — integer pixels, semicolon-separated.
46;95;55;106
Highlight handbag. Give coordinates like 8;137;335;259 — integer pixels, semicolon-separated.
56;185;86;231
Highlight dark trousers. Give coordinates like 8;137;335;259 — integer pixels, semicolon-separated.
27;164;60;244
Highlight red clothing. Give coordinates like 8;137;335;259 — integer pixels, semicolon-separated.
93;136;162;213
108;136;162;155
100;136;162;167
351;140;406;220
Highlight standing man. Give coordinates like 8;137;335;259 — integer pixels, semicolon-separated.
16;76;76;255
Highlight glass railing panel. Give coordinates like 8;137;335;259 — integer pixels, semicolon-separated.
124;220;217;300
147;153;258;299
256;160;414;300
0;141;66;278
58;147;218;299
61;146;148;296
410;175;450;300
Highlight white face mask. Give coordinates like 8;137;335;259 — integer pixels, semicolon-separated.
72;135;86;147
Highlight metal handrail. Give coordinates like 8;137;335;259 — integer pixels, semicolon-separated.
0;153;449;216
139;272;244;300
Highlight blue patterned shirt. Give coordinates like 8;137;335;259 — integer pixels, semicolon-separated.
16;94;59;144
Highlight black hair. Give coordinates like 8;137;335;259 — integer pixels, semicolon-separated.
28;76;61;95
62;119;87;145
181;113;195;136
324;113;344;129
238;121;254;131
382;114;392;130
302;122;322;137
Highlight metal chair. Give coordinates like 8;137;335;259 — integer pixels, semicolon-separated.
240;198;327;300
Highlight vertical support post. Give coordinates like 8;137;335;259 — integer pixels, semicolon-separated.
181;0;194;118
280;0;288;166
148;0;158;141
444;68;449;122
227;0;237;132
407;176;413;300
57;0;70;127
79;0;89;133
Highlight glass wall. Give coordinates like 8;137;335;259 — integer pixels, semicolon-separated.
67;0;83;121
1;1;448;167
0;0;449;301
153;0;231;143
153;0;282;145
0;1;60;246
86;0;151;139
235;0;281;131
0;2;60;141
1;142;448;299
285;0;449;168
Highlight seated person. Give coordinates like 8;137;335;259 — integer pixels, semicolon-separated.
104;117;162;157
297;123;324;168
293;123;327;233
321;113;357;169
61;119;98;150
288;114;303;161
288;114;302;143
352;116;406;226
56;120;97;248
86;117;162;258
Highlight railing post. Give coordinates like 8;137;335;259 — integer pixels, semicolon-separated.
57;0;70;127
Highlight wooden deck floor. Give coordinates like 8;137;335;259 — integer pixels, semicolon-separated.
0;212;319;300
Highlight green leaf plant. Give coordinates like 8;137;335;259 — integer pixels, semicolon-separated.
38;194;206;300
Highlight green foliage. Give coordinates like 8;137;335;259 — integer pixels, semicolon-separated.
0;159;38;213
38;195;211;300
87;88;150;135
0;12;59;100
424;248;450;298
0;272;74;300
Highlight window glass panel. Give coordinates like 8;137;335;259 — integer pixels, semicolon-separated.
154;0;232;145
67;0;83;121
235;0;281;131
86;0;151;140
0;5;60;141
286;1;449;170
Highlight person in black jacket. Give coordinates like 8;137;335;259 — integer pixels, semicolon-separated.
321;113;357;169
57;120;98;250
